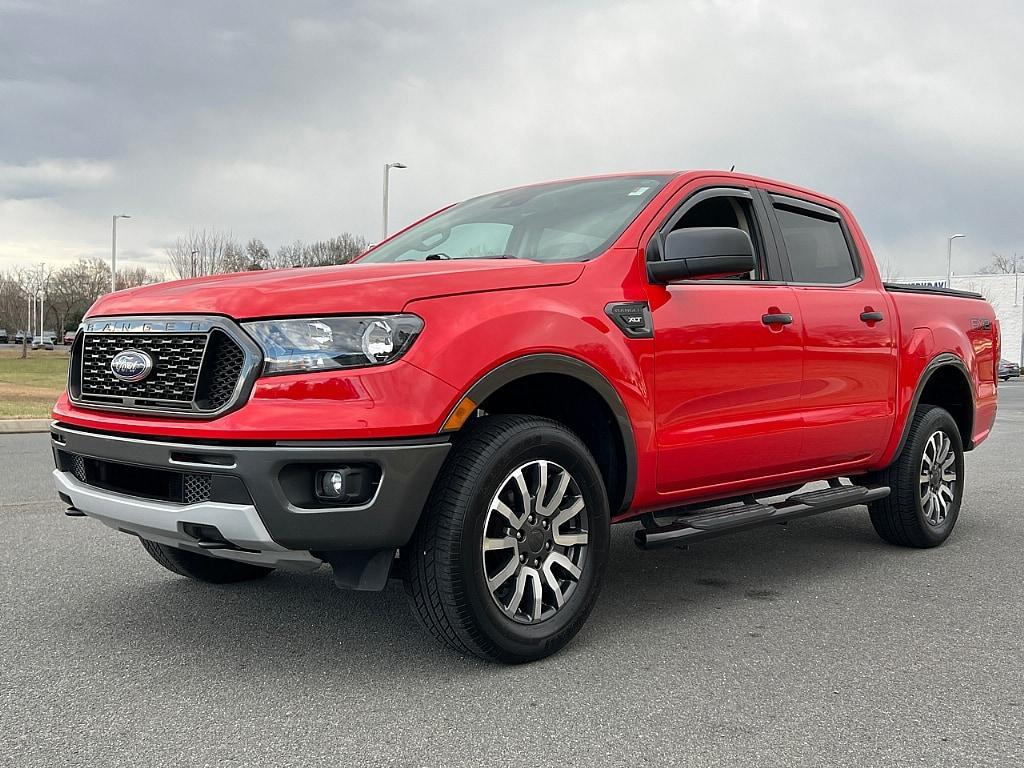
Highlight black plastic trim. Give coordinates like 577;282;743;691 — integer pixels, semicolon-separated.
50;424;451;550
883;283;986;300
894;353;976;456
456;353;638;513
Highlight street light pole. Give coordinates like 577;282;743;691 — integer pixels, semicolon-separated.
191;249;199;278
112;215;132;292
381;162;407;241
946;233;966;289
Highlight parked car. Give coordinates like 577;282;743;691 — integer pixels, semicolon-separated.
14;330;25;344
31;336;54;350
63;330;77;345
0;329;8;344
51;171;999;663
998;359;1020;381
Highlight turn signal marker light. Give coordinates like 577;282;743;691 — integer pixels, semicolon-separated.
442;397;477;431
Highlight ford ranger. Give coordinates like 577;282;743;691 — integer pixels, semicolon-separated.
51;171;999;663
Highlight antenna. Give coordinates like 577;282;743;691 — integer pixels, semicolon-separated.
729;164;736;172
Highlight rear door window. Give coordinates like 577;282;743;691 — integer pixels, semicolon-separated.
775;207;857;284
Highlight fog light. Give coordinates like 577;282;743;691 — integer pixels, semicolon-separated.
314;466;373;504
318;470;347;499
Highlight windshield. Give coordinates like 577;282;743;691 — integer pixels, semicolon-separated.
359;175;670;264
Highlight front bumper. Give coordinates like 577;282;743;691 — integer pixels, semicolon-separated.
50;422;451;554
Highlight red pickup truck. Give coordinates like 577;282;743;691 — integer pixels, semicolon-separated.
52;171;999;663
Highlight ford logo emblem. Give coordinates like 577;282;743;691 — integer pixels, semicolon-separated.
110;349;154;382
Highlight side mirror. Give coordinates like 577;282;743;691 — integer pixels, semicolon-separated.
647;227;755;283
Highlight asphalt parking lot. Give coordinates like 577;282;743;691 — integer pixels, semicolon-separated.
2;384;1023;767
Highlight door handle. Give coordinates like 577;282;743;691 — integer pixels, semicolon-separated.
860;311;884;323
761;313;793;326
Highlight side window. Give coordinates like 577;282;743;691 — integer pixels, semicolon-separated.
661;195;764;280
775;207;857;284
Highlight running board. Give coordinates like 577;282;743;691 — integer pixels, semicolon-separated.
634;483;890;549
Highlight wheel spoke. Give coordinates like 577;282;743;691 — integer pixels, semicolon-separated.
540;471;571;516
491;498;526;530
941;452;956;471
512;468;533;518
535;460;549;514
541;562;566;608
553;530;588;547
546;551;582;580
941;470;956;483
504;568;530;617
527;568;543;621
921;489;934;516
552;497;585;529
483;535;518;553
488;557;519;594
919;472;931;485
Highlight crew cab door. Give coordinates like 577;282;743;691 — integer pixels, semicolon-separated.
645;185;805;493
762;191;897;466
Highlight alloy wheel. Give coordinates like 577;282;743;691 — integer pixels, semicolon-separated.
919;430;958;526
481;460;590;624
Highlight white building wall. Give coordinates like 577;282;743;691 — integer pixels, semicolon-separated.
895;273;1024;365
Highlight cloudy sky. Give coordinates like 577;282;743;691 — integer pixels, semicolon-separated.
1;0;1021;278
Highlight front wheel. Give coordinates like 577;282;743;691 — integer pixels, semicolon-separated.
867;405;965;548
403;415;610;663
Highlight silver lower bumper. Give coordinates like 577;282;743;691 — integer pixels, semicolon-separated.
54;469;322;571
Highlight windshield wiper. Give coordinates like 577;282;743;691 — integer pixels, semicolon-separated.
424;253;525;261
453;254;522;260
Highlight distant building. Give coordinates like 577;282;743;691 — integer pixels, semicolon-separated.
892;273;1024;365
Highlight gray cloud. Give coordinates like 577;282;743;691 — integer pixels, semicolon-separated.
1;0;1022;276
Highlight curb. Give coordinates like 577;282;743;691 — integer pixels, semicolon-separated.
0;419;51;434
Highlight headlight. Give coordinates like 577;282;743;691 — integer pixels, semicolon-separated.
244;315;424;375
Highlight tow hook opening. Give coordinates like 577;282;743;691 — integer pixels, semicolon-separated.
180;522;256;552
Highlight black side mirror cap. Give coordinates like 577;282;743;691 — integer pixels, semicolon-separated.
647;227;755;283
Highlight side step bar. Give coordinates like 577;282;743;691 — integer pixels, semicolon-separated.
634;483;890;549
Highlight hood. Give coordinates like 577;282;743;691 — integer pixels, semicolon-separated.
88;259;585;320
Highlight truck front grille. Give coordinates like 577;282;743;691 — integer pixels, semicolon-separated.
81;332;208;403
68;318;258;417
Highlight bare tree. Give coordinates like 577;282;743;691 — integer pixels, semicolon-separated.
877;256;901;282
117;264;162;290
245;238;270;270
978;252;1019;275
266;235;369;269
165;228;237;278
166;230;368;274
221;241;250;273
270;240;307;269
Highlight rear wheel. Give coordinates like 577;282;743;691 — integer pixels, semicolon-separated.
140;539;275;583
867;405;964;548
403;415;610;663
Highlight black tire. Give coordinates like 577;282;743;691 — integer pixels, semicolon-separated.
867;405;965;548
403;415;610;664
140;539;275;583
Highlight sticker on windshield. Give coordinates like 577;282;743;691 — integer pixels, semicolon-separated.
628;186;650;196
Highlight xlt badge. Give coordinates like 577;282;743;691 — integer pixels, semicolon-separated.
605;302;653;338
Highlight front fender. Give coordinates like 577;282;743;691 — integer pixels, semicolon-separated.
403;282;655;513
